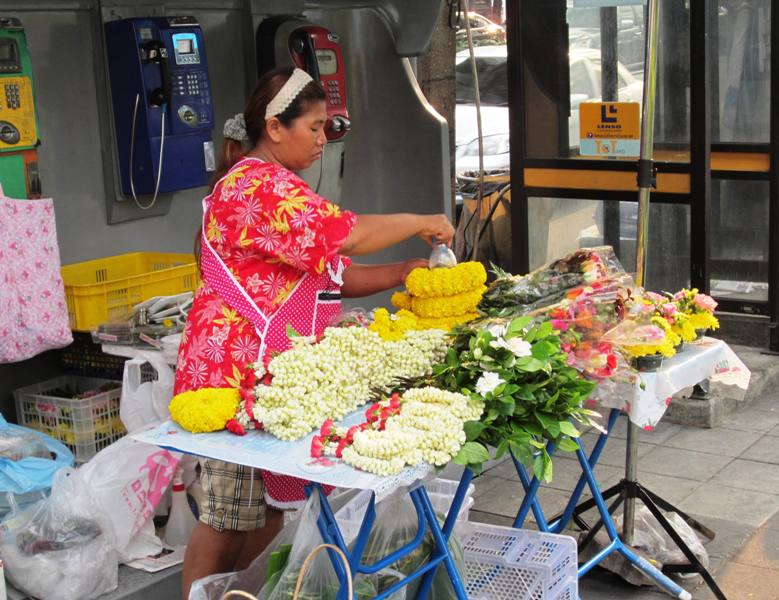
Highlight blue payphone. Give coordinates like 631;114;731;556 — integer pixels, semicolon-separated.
104;16;215;208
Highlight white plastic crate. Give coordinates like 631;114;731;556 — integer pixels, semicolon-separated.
455;521;578;600
335;478;475;543
13;375;125;464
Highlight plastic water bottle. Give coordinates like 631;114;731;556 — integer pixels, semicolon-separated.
163;466;198;547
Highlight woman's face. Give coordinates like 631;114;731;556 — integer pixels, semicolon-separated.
276;101;328;171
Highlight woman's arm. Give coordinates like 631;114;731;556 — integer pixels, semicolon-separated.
341;259;429;298
339;214;454;256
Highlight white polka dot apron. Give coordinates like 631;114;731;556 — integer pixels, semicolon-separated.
200;199;343;508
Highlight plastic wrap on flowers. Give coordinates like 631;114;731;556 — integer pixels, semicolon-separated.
328;308;373;329
545;275;634;337
602;318;675;360
479;246;626;316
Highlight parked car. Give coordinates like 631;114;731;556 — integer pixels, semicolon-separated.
567;5;646;74
454;45;643;174
455;12;506;51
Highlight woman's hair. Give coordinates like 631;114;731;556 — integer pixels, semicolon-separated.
196;66;326;265
210;66;326;189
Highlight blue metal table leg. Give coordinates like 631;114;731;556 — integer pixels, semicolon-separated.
414;469;473;600
307;473;471;600
573;443;692;600
512;447;554;531
513;409;622;534
412;484;470;600
548;409;621;533
307;484;352;599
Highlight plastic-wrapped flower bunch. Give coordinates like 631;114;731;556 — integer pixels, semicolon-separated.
602;290;678;360
672;288;719;334
376;262;488;335
245;327;448;441
643;291;697;344
311;387;484;476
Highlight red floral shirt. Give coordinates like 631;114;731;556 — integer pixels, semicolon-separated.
174;158;356;394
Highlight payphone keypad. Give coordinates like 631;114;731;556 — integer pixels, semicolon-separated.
326;80;341;106
4;83;20;109
173;72;209;98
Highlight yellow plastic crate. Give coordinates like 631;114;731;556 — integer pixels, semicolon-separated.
61;252;198;331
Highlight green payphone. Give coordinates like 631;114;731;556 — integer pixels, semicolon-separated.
0;17;40;198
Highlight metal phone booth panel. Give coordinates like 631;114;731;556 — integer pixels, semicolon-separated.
251;1;451;308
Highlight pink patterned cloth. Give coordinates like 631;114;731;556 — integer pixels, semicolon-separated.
0;185;72;363
175;158;355;509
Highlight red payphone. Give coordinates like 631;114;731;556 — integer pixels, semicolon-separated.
256;18;350;141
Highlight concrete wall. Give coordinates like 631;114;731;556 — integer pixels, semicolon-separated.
0;1;450;417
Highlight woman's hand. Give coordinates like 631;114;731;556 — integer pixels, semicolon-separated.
397;258;430;286
417;214;455;247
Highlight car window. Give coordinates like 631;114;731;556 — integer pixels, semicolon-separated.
455;56;508;105
569;60;593;98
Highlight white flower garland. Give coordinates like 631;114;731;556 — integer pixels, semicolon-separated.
250;327;448;441
339;387;485;476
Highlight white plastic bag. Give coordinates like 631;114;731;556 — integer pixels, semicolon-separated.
120;351;175;432
615;505;709;568
0;468;118;600
71;436;181;561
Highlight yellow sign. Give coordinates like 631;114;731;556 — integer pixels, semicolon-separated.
579;102;641;157
0;76;38;148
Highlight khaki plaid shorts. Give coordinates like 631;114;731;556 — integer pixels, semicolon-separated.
199;459;266;532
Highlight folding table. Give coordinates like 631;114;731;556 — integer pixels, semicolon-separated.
133;412;473;600
509;338;749;600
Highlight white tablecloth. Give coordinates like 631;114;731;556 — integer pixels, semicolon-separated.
131;409;432;499
594;338;750;429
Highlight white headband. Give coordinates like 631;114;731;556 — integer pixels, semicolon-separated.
265;68;314;120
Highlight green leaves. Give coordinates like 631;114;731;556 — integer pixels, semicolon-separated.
454;441;491;472
558;421;580;438
463;421;486;441
507;316;532;337
433;314;600;481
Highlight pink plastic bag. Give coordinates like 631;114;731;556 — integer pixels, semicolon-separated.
0;184;72;363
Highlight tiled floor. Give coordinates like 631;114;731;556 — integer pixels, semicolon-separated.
468;397;779;599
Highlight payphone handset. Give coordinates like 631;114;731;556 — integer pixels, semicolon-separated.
0;17;39;151
105;16;215;208
257;18;350;141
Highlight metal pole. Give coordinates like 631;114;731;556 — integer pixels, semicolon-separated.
624;0;661;545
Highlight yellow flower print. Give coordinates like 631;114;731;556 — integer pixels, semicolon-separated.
238;227;253;248
214;306;242;327
224;364;245;389
274;280;296;305
222;165;250;190
269;209;291;234
277;191;309;217
318;202;342;218
206;213;226;244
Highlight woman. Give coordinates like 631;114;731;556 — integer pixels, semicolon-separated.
175;66;455;597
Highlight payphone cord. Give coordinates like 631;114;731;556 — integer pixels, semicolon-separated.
129;93;165;211
313;144;325;194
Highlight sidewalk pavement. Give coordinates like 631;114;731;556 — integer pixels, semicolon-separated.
466;388;779;599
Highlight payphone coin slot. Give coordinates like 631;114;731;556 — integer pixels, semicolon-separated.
0;120;20;144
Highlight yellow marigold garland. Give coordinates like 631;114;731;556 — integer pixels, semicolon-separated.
402;310;480;331
391;291;412;311
369;307;419;341
169;388;240;433
405;262;487;298
410;285;486;318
